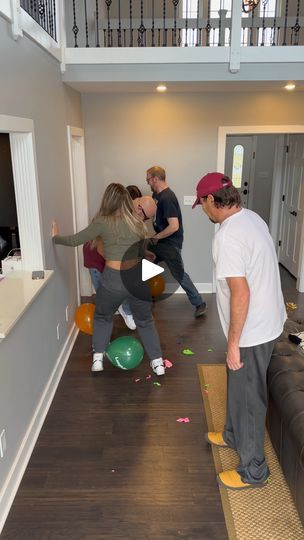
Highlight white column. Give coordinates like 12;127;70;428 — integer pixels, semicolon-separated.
229;0;242;73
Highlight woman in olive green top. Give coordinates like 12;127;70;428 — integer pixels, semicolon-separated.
52;183;165;376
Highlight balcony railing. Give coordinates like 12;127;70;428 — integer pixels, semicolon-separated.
20;0;57;41
64;0;304;49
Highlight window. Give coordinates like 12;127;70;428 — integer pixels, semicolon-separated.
231;145;244;188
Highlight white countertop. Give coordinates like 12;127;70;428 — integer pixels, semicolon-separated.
0;270;54;339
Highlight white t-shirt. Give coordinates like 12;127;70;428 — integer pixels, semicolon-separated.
212;208;286;347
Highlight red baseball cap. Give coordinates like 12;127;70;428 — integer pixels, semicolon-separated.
192;172;232;208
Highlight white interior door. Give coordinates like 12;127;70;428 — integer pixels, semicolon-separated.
279;135;304;277
225;135;254;208
67;126;92;301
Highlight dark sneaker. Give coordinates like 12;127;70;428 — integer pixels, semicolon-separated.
195;302;207;318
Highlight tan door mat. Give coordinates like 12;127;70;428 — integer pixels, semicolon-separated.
197;363;304;540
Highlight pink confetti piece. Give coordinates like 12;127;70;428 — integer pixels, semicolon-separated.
176;417;190;423
135;378;141;382
164;359;173;368
203;389;209;395
146;374;152;380
111;469;115;473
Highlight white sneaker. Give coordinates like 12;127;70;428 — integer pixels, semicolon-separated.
150;358;165;376
92;352;103;372
118;305;136;330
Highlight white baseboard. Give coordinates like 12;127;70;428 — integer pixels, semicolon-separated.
165;282;213;294
0;324;79;534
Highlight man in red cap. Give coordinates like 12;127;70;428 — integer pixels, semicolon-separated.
193;172;286;490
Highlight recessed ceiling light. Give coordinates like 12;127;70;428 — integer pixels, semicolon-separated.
285;83;296;91
156;84;167;93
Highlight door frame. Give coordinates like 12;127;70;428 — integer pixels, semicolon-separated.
67;126;92;302
0;114;44;271
217;125;304;293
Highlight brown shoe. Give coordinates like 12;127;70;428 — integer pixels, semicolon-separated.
205;431;228;447
217;469;269;490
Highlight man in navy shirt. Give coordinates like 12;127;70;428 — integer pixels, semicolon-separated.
146;165;207;318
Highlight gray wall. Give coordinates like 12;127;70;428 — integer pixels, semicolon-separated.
81;90;304;283
0;17;82;494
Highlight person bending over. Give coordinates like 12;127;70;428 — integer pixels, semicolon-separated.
52;183;165;376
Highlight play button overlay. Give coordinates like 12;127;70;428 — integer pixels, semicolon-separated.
142;258;164;282
120;240;182;302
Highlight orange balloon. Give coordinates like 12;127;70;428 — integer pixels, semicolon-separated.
148;275;165;297
74;303;95;335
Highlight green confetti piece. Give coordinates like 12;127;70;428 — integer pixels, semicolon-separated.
207;348;213;352
182;348;194;355
204;384;210;389
153;382;161;387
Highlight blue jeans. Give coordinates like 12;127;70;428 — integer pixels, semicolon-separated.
93;265;162;359
89;268;132;315
149;242;203;307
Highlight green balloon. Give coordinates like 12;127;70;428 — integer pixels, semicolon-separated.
106;336;144;370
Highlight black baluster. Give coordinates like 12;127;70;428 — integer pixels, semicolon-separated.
260;0;267;46
172;1;179;47
152;0;155;47
137;0;146;47
271;6;277;46
196;0;200;46
291;0;300;45
185;0;189;47
105;0;112;48
163;0;167;46
249;6;254;46
282;0;289;45
72;0;79;47
38;1;45;33
84;0;89;47
95;0;100;47
129;0;133;47
53;0;57;41
49;0;54;40
206;0;211;47
118;0;122;47
218;0;223;46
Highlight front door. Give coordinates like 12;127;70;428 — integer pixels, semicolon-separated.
225;135;254;208
279;135;304;277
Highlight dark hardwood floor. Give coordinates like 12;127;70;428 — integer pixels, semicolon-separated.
1;266;303;540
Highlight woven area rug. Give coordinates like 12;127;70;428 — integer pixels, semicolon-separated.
197;363;304;540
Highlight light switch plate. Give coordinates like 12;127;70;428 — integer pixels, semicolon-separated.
184;195;196;206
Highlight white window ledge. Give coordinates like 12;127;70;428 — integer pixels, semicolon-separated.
0;270;54;340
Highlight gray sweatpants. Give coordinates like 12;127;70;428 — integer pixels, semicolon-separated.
93;265;162;361
223;339;276;484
